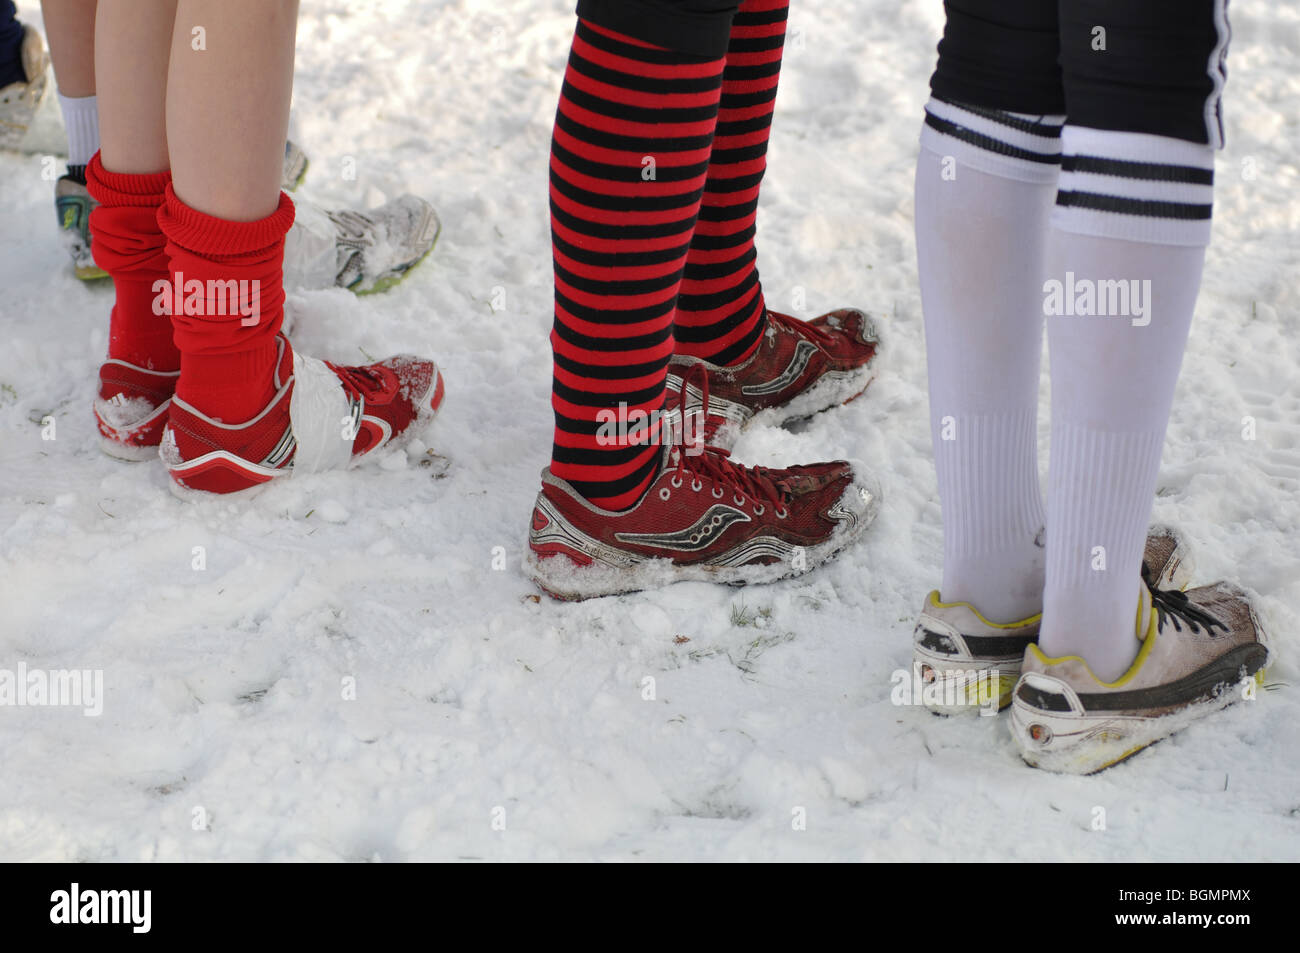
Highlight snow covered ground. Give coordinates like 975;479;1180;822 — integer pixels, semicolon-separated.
0;0;1297;861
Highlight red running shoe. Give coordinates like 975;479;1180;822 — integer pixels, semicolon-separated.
526;368;881;601
666;308;879;449
95;359;180;461
161;334;444;497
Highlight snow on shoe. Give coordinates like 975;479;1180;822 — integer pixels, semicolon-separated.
666;308;879;450
94;360;180;461
161;334;444;497
526;367;881;600
329;195;441;294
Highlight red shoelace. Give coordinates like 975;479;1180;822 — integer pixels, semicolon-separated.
668;365;791;514
766;307;836;348
324;361;388;404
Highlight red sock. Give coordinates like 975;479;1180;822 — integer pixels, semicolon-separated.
85;153;178;371
673;0;788;366
157;187;296;423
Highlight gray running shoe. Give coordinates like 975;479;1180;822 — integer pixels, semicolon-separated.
1011;578;1269;774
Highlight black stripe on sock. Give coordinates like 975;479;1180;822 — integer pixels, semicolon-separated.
554;108;715;158
1056;191;1212;220
941;100;1063;138
553;292;679;331
552;231;688;270
560;78;721;129
924;112;1061;164
714;112;779;138
553;350;670;387
550;163;708;216
1061;154;1214;185
551;136;713;186
553;376;670;412
730;7;788;29
550;199;699;244
567;49;725;98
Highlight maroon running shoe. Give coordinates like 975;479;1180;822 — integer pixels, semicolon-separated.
666;308;879;449
526;367;881;600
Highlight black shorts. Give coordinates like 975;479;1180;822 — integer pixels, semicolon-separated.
575;0;743;58
929;0;1230;146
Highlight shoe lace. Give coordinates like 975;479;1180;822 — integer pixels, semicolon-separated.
325;362;385;404
326;209;376;249
766;307;835;347
1148;584;1226;636
670;365;791;512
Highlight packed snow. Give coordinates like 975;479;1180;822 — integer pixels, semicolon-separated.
0;0;1297;861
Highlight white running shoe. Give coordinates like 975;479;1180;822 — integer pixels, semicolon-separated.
0;26;49;149
284;195;440;294
282;139;309;191
912;526;1194;716
1010;578;1269;774
55;173;103;279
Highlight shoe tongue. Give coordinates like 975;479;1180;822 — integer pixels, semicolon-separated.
657;397;697;471
328;209;374;240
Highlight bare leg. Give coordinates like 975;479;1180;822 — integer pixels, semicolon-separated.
40;0;96;96
166;0;297;222
95;0;173;173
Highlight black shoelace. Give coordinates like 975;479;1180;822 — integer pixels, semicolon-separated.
1148;584;1227;636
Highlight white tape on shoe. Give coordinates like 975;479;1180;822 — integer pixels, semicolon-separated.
289;352;355;475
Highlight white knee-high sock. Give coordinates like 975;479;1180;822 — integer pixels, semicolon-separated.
915;98;1063;622
1040;126;1214;680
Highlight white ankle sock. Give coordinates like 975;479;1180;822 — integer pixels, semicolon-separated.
57;92;99;168
916;98;1062;622
1039;127;1214;681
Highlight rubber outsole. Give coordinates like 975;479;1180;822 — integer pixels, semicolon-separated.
1013;667;1269;775
98;437;161;463
75;264;109;281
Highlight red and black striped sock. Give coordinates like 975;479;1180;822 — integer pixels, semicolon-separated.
549;18;725;511
673;0;788;366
